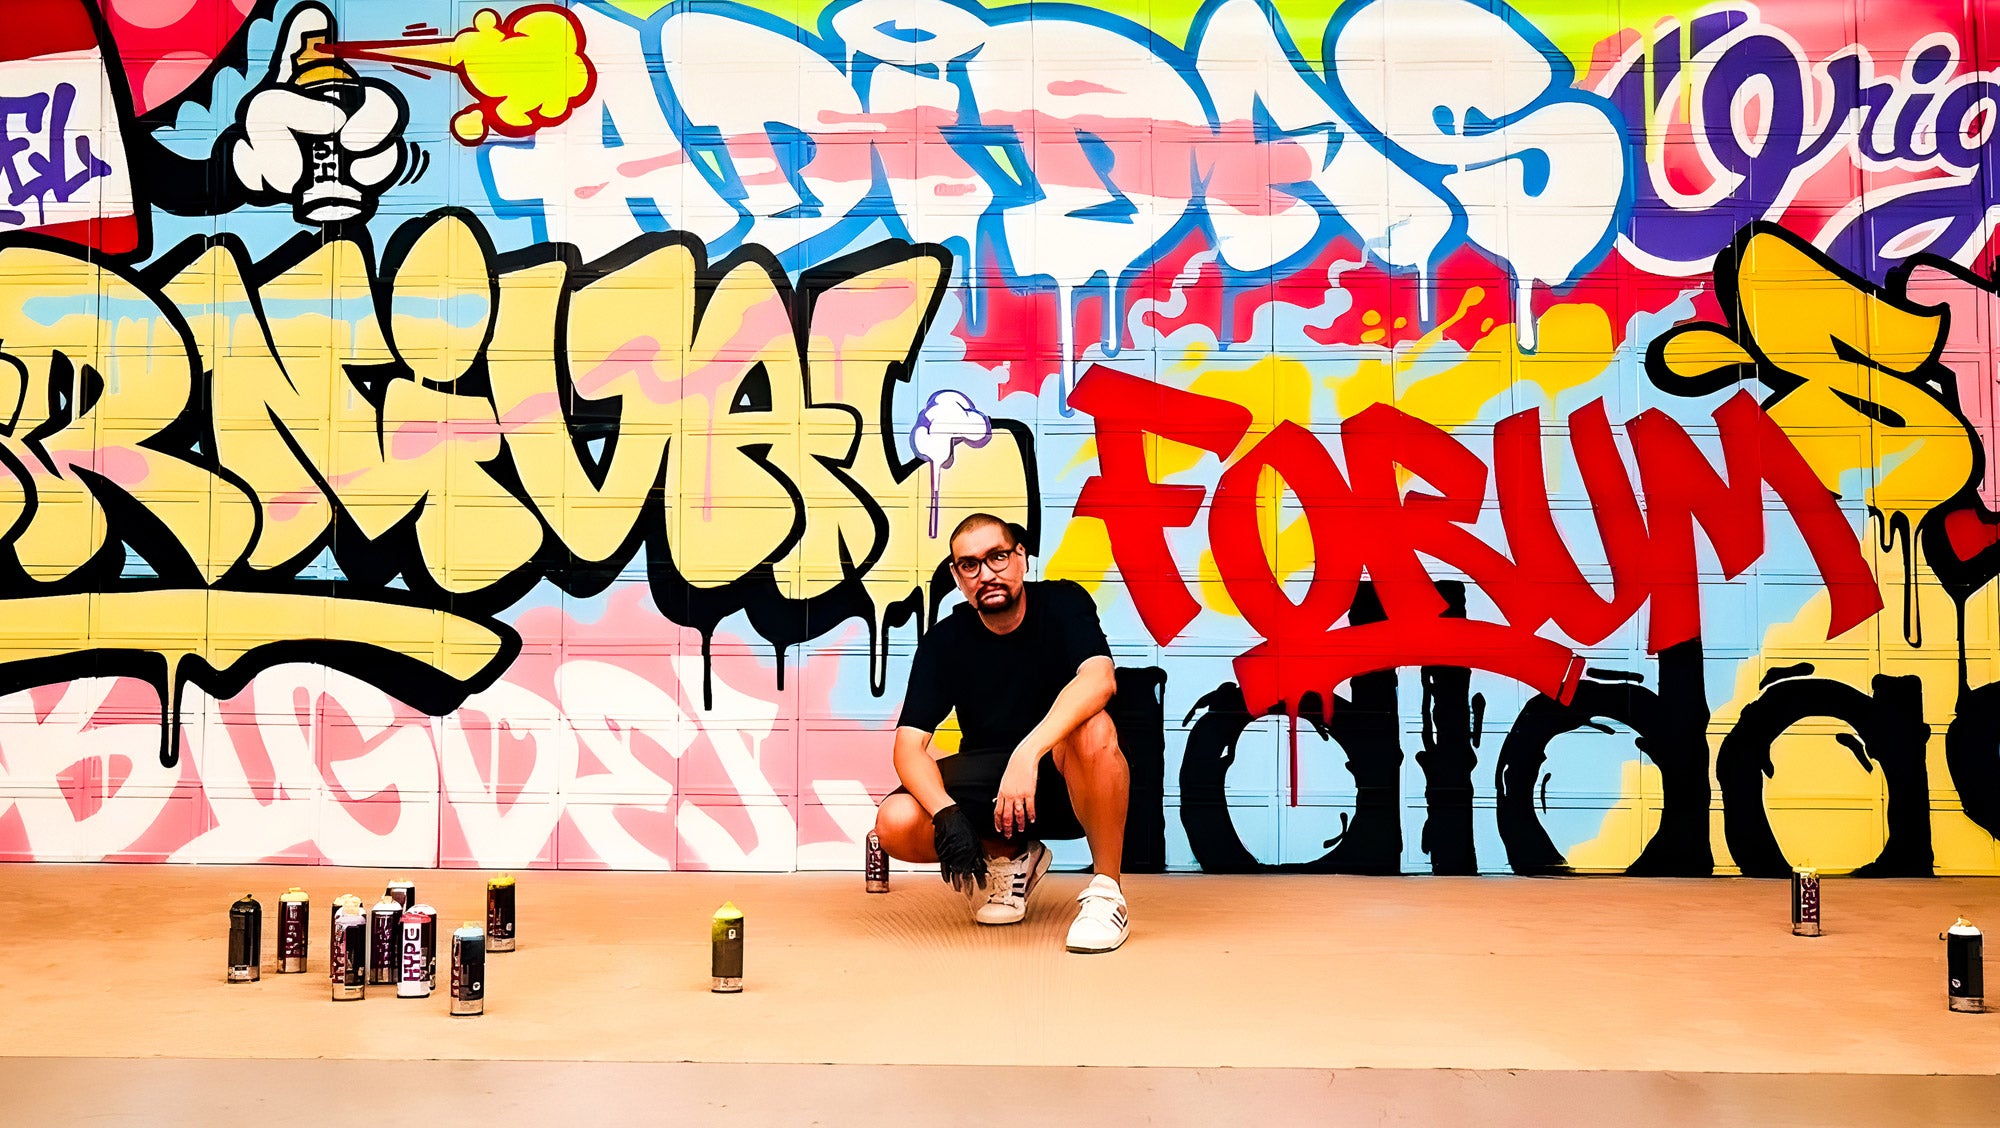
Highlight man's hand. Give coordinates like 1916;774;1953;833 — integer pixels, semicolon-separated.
995;752;1039;837
230;4;406;214
931;805;987;893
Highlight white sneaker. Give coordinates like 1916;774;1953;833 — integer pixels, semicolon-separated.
1065;874;1128;953
973;841;1051;925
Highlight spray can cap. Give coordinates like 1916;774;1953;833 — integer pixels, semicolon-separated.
489;874;516;888
1948;917;1980;937
714;901;743;922
291;32;357;86
281;888;308;902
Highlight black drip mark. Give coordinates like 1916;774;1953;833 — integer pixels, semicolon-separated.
1871;507;1921;649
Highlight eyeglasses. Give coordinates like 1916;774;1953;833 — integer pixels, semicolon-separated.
951;546;1018;578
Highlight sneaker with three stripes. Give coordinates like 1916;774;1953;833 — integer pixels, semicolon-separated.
973;840;1051;925
1065;874;1128;953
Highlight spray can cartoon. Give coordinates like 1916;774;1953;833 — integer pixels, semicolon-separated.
288;30;370;225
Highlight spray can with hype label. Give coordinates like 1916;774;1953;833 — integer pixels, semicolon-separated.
330;906;368;1001
1947;918;1984;1013
1791;867;1821;937
369;895;401;985
411;903;439;987
278;888;310;972
486;875;516;952
712;903;744;993
398;905;435;998
451;923;486;1016
865;831;890;893
227;894;262;983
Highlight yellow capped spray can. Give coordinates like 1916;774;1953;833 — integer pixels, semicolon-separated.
712;903;743;993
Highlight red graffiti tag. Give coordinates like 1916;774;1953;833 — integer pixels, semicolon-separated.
1073;365;1881;721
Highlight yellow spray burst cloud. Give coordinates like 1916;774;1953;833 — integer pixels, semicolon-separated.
330;6;595;145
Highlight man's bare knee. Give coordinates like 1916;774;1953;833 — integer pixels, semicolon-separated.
1055;709;1123;775
875;792;935;861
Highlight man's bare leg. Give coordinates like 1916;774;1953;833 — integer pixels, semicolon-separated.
1051;709;1128;881
873;792;1018;864
874;792;938;862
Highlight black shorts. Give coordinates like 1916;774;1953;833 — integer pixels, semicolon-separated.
891;750;1085;842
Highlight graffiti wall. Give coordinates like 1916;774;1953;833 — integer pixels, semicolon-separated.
2;0;1998;875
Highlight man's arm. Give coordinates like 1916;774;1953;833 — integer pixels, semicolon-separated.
1008;655;1117;767
891;725;956;816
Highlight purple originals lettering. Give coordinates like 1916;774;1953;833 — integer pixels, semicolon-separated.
1610;17;2000;282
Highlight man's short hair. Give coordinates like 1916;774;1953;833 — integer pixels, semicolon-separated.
947;512;1027;555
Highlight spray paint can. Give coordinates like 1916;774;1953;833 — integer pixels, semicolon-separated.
277;888;311;972
413;903;439;987
1947;918;1984;1013
330;906;368;1001
386;879;416;911
865;831;890;894
451;923;486;1017
397;905;435;998
369;895;401;985
287;31;370;225
486;875;516;952
328;894;362;972
712;902;744;993
227;894;262;983
1790;867;1821;937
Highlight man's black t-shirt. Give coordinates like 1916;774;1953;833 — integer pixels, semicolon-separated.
897;580;1112;763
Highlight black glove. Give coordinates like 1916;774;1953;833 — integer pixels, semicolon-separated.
931;804;986;893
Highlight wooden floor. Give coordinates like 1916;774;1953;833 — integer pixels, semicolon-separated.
2;1059;1996;1127
2;865;1997;1123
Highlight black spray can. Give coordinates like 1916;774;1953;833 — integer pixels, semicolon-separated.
486;875;516;952
227;894;262;983
865;831;889;894
330;907;368;1001
451;923;486;1016
712;902;743;992
278;888;310;972
328;894;361;967
1791;867;1821;937
386;879;416;911
1947;918;1984;1013
397;905;435;998
369;895;401;985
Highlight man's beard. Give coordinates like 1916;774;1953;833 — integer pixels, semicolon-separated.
974;583;1020;614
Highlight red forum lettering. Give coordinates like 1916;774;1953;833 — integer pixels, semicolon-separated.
1075;367;1882;716
1072;364;1251;645
1627;390;1881;651
1226;406;1583;718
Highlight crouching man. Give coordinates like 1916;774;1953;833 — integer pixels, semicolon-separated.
873;514;1131;953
